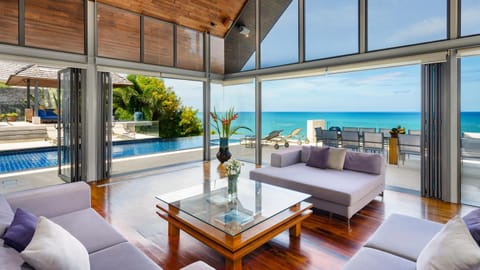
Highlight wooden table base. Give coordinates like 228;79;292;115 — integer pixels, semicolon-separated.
157;201;313;270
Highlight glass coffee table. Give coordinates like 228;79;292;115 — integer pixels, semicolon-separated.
156;177;312;270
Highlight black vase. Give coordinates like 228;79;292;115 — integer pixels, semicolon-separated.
216;137;232;163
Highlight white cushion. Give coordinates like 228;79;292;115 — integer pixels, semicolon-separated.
20;216;90;270
327;147;346;170
417;215;480;270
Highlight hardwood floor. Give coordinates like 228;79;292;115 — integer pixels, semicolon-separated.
89;161;476;270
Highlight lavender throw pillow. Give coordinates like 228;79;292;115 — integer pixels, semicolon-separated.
463;209;480;246
306;147;329;169
3;208;38;252
343;151;383;175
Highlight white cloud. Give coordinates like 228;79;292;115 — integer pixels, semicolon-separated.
387;16;445;45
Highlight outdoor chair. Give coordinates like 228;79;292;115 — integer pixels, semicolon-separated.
315;127;323;145
282;128;304;146
461;137;480;163
359;127;376;134
322;130;340;148
379;128;392;148
343;127;358;132
341;131;360;151
408;129;421;135
261;130;284;149
363;132;384;154
359;127;376;141
397;134;421;165
240;134;256;148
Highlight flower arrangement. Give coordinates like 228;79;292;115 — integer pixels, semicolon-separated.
389;125;406;138
224;158;243;176
210;107;252;139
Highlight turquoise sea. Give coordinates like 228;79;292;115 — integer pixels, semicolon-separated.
211;112;480;137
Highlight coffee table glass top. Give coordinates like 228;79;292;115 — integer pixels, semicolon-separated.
156;177;310;236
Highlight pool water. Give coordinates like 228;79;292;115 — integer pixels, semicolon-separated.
0;136;237;174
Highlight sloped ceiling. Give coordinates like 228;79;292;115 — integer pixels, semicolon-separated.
95;0;247;37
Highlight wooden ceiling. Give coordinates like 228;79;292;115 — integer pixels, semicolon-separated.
95;0;247;37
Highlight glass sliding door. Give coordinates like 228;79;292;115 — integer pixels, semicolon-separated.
261;65;421;190
211;82;256;164
57;68;84;182
460;56;480;206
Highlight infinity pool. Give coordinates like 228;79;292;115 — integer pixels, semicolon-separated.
0;137;235;174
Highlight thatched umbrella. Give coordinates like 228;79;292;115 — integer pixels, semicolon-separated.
2;62;131;115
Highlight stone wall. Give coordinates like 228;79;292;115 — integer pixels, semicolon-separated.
0;87;56;117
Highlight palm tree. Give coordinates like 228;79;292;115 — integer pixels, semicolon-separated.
113;75;201;138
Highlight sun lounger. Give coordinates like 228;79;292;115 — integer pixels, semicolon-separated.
261;130;283;149
281;128;304;146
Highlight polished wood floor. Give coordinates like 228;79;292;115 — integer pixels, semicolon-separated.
90;161;476;270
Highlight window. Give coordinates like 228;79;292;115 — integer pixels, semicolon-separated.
225;0;256;73
305;0;358;60
176;26;204;71
461;0;480;36
260;0;298;68
97;4;140;61
368;0;447;51
460;56;480;206
0;0;18;45
144;18;174;66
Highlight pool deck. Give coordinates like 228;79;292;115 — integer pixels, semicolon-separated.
1;132;479;207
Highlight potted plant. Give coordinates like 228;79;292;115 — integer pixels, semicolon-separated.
389;125;405;138
210;107;252;163
6;112;18;122
0;114;5;122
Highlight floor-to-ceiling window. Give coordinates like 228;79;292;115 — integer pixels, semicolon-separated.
261;64;421;191
109;76;204;177
460;56;480;206
305;0;358;60
367;0;447;51
260;0;298;68
211;82;256;164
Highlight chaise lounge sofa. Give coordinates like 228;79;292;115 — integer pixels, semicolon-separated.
250;146;385;227
0;182;212;270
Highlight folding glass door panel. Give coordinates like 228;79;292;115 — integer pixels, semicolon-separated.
57;68;84;182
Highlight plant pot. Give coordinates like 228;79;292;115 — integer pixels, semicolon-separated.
216;137;232;163
133;111;143;121
7;116;17;122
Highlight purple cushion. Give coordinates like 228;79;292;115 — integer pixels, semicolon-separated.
3;208;38;252
306;147;329;169
463;209;480;246
343;151;383;175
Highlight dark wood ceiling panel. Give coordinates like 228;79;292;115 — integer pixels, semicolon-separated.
144;18;174;66
176;26;204;71
0;0;18;45
25;0;85;54
96;0;247;37
97;4;140;62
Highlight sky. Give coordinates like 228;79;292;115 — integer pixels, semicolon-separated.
165;0;480;113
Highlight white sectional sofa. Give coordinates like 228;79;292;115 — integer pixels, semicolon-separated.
250;146;385;227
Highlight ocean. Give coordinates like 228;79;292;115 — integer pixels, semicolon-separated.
210;111;480;137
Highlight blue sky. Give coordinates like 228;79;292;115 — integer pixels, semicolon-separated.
166;56;480;113
165;0;480;113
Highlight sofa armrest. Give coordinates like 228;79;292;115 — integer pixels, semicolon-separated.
6;182;91;218
271;148;302;167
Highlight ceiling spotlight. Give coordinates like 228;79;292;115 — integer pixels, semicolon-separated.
238;25;250;37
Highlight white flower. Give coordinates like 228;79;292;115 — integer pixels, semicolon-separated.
225;159;243;176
